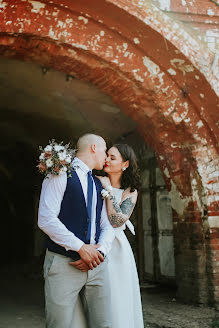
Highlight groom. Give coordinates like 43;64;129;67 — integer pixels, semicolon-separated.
38;134;115;328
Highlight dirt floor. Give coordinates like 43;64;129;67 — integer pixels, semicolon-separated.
0;270;218;328
141;284;218;328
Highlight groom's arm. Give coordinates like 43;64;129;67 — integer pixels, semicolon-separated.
38;173;103;270
38;173;84;252
97;201;115;256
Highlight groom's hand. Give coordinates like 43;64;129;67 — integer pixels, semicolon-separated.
69;259;90;272
78;244;104;270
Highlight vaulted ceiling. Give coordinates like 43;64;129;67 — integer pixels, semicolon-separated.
0;56;137;151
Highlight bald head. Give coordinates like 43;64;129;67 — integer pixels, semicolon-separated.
77;134;105;153
76;134;107;170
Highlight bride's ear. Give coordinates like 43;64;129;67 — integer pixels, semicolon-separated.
124;160;129;169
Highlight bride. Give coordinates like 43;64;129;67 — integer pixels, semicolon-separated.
72;143;144;328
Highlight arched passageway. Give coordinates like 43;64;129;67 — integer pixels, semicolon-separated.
0;0;218;306
0;55;141;262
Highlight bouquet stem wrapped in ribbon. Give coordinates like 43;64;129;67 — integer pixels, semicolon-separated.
37;139;76;178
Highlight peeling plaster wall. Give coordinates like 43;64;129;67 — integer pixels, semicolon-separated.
152;0;219;53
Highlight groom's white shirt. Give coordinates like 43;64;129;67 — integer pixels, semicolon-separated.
38;157;115;255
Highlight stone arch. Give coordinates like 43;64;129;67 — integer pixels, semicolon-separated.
0;0;218;304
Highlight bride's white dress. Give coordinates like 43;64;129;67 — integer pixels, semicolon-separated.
72;188;144;328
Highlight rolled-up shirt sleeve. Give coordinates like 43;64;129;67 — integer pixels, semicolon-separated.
98;200;115;255
38;173;84;252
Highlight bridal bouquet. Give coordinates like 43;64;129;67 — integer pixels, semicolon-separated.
38;139;76;178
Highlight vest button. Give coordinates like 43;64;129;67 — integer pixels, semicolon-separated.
87;218;89;223
84;231;87;236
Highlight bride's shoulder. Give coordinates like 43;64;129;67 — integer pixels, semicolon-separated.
122;188;138;202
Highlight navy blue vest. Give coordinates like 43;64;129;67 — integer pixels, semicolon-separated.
47;170;103;260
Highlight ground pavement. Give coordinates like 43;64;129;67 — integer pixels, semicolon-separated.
0;272;218;328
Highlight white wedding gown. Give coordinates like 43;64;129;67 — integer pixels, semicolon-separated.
72;188;144;328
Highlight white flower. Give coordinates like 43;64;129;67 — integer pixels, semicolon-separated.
59;167;67;175
54;145;64;152
101;189;110;198
44;145;52;152
39;153;45;160
58;152;67;161
66;156;72;163
46;159;53;168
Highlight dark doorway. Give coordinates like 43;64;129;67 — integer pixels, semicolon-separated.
0;142;37;265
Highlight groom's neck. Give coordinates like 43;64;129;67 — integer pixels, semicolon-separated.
77;153;94;170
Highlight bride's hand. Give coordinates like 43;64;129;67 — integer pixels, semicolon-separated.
69;259;90;272
96;176;111;189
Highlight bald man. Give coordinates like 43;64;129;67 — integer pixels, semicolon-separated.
38;134;115;328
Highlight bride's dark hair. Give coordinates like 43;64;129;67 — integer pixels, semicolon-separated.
113;144;140;192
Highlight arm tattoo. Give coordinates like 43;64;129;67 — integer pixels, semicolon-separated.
108;197;135;227
120;197;135;216
110;195;122;213
108;214;126;228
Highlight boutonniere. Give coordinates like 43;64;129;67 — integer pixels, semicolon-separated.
101;185;113;199
37;139;76;178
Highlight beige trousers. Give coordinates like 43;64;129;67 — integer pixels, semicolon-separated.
44;250;112;328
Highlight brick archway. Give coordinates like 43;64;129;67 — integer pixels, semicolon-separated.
0;0;218;305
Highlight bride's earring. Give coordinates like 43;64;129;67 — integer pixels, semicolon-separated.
122;167;126;171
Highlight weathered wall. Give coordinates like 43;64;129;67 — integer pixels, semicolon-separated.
0;0;218;305
149;0;219;305
152;0;219;52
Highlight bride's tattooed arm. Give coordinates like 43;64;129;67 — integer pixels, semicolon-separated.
106;192;137;228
